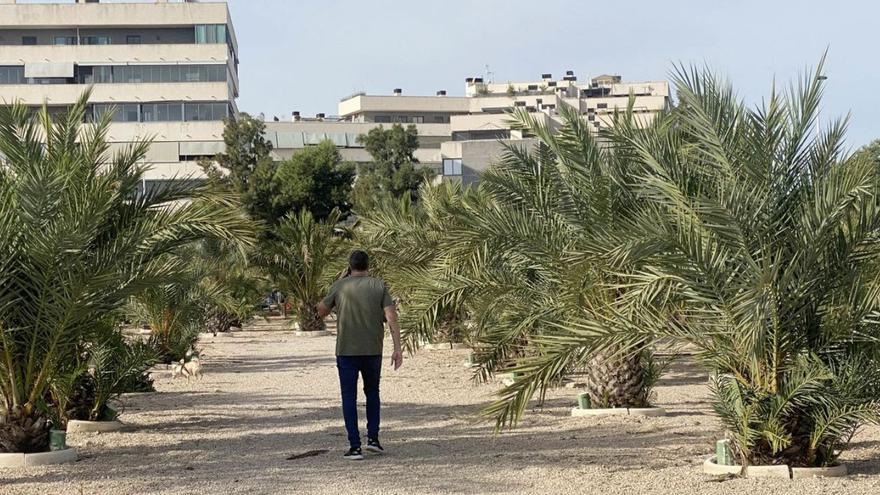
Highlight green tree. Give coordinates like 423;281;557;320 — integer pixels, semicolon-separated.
207;113;282;226
273;140;356;221
352;124;433;213
0;92;255;453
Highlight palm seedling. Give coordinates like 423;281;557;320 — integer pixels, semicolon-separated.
261;209;348;332
0;91;254;452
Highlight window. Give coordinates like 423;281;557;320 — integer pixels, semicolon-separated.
142;103;183;122
442;158;462;176
126;35;141;44
0;66;25;85
411;116;424;124
81;36;110;45
53;36;76;45
395;115;408;123
433;116;446;123
78;65;226;84
597;103;608;109
374;115;391;123
195;24;227;44
451;130;510;141
22;36;37;46
184;102;228;122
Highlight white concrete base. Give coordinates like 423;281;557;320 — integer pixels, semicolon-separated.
791;464;848;478
422;342;469;350
703;456;742;476
702;456;843;479
67;420;124;434
570;406;667;417
292;330;331;337
745;464;791;478
0;448;78;468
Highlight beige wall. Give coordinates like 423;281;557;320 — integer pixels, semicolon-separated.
264;120;450;137
339;95;470;118
104;121;224;143
0;2;230;29
449;110;558;133
140;160;208;181
1;81;231;106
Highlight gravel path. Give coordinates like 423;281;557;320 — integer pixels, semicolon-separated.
4;329;880;494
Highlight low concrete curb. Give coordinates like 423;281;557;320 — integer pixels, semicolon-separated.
791;464;847;478
67;420;124;434
702;456;847;479
745;464;791;478
292;330;331;337
0;448;78;468
570;407;667;417
422;342;469;350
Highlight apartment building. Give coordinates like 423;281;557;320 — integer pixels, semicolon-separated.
268;72;668;185
0;0;238;191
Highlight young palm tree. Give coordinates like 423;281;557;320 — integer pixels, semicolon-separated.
261;209;348;332
0;92;255;453
356;183;477;349
490;59;880;468
359;106;663;406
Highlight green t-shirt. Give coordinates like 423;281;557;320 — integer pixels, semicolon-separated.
322;276;394;356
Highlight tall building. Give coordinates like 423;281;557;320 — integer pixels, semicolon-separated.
267;72;669;184
0;0;238;192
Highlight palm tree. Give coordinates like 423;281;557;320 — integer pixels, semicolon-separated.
360;106;664;406
356;183;476;349
490;59;880;468
261;209;348;332
0;92;255;453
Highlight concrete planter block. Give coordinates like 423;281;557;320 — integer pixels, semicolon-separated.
628;407;668;417
292;330;331;337
0;453;25;468
0;448;78;468
67;420;124;434
570;407;667;417
791;464;847;479
744;464;791;478
702;456;742;476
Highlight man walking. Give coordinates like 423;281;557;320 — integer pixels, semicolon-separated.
317;250;403;460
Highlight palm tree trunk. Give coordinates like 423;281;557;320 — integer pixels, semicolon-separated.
298;302;326;332
0;407;49;453
586;346;648;408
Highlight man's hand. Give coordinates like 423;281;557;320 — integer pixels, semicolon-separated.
391;349;403;370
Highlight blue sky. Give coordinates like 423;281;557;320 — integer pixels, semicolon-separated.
228;0;879;148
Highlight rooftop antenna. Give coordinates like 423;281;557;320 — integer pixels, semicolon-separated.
484;64;495;84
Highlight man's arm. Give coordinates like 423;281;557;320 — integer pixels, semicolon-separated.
317;301;331;318
384;305;403;370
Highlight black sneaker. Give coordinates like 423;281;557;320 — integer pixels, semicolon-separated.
343;447;364;460
365;438;384;454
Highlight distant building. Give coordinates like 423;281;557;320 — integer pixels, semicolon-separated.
0;0;238;193
268;71;669;184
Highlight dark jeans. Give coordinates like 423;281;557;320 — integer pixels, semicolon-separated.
336;355;382;449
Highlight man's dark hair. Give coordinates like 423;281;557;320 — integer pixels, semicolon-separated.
349;250;369;271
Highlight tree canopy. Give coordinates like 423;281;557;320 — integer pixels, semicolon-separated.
351;123;433;213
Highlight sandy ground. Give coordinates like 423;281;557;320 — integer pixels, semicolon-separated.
4;328;880;495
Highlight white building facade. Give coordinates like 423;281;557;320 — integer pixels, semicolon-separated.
0;0;238;191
